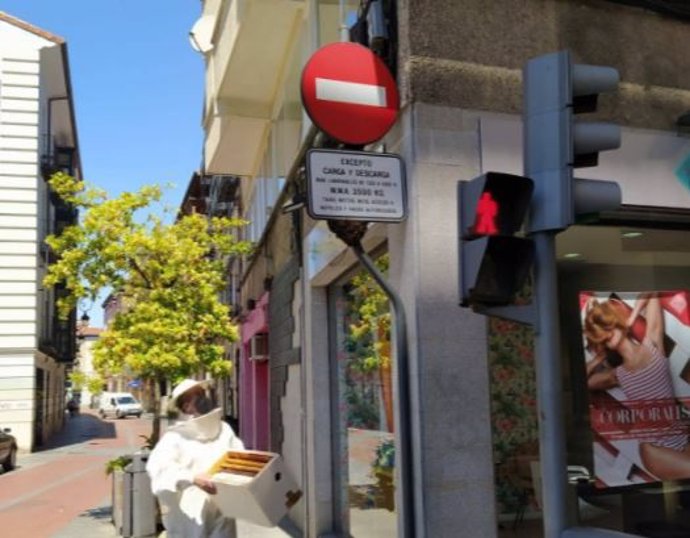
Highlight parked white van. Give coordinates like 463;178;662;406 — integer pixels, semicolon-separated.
98;392;143;419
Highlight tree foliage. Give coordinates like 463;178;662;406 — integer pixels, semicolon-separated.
85;374;106;396
68;370;105;396
68;370;87;391
346;254;391;373
44;172;252;383
343;254;392;430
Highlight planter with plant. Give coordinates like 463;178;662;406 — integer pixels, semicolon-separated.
371;438;395;511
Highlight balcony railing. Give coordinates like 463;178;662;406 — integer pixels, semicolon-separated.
41;146;76;180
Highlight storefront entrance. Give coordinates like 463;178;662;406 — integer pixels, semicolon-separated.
328;254;398;537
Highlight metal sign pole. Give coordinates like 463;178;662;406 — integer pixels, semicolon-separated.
351;241;416;538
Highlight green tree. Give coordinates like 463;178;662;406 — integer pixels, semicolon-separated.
68;370;87;391
44;173;251;442
85;374;105;397
344;254;393;431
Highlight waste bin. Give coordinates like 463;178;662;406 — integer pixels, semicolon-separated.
121;450;157;537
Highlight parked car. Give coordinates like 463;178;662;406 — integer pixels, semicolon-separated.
0;426;17;472
98;392;143;419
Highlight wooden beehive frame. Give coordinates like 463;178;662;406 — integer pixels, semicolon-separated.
209;451;272;477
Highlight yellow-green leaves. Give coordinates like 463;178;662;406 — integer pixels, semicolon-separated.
68;371;105;395
44;173;251;382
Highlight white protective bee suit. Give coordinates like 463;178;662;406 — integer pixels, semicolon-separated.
146;408;244;538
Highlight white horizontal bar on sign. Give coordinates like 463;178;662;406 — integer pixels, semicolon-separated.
315;78;387;108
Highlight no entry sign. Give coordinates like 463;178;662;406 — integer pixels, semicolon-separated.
301;42;399;145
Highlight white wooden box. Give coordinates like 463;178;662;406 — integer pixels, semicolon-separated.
210;450;302;527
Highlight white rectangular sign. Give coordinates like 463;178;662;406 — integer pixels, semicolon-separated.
306;149;406;222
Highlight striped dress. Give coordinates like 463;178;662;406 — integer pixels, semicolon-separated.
615;343;688;451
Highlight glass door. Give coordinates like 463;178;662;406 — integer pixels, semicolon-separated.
329;254;398;536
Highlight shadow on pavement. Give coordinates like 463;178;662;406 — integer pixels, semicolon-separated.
39;412;117;451
82;505;113;521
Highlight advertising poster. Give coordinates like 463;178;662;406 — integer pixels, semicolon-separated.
580;290;690;488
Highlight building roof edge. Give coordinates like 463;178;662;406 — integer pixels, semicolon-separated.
0;11;65;44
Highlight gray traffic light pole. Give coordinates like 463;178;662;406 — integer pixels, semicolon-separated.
525;51;640;538
531;232;569;537
532;225;641;538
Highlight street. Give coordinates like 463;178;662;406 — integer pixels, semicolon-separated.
0;411;293;537
0;409;149;536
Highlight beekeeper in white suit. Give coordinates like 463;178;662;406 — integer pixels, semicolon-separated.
146;379;244;538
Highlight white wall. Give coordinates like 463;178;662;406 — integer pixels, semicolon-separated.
282;278;305;529
76;336;98;408
479;112;690;209
0;19;66;451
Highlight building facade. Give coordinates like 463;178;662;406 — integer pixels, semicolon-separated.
190;1;690;536
0;12;80;451
73;320;102;409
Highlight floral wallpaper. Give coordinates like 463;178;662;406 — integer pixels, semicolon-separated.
488;317;539;513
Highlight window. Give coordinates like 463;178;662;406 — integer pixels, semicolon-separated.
490;219;690;533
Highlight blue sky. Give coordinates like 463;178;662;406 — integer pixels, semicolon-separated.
0;1;204;200
1;1;204;324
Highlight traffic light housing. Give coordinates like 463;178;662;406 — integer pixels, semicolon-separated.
459;173;534;307
524;50;622;233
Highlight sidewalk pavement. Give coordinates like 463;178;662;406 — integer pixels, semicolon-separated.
25;409;294;538
53;504;296;538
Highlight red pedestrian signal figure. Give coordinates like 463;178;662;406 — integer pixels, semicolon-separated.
474;192;498;235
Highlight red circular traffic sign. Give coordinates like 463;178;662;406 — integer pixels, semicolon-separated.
301;42;399;145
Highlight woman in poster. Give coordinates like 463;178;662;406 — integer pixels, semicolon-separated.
584;292;690;480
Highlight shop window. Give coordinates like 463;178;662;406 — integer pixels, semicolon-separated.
492;220;690;536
